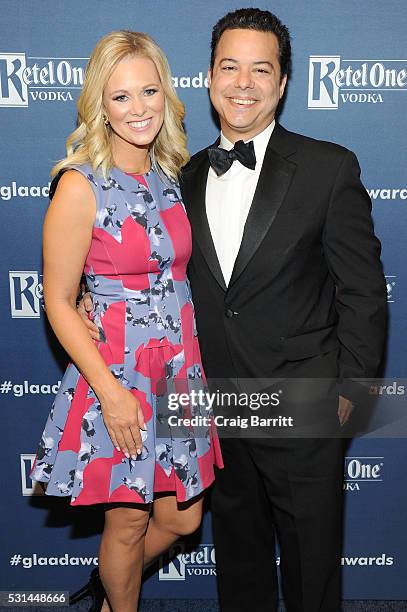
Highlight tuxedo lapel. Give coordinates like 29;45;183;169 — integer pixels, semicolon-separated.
228;124;297;288
182;145;227;292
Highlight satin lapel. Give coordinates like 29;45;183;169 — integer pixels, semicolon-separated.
182;149;227;292
228;133;297;289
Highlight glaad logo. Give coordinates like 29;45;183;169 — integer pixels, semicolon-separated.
9;271;43;318
341;553;394;567
367;187;407;202
0;181;50;201
385;275;397;303
308;56;407;109
0;53;87;107
21;454;44;496
368;381;405;396
344;456;383;492
171;72;209;89
159;543;216;581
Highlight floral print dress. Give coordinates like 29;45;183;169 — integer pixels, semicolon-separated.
30;164;223;506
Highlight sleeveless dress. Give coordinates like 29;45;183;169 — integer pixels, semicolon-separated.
29;164;223;506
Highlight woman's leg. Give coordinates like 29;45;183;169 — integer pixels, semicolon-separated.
143;492;204;565
98;494;204;611
98;502;150;612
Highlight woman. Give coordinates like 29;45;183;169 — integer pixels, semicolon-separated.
30;30;223;612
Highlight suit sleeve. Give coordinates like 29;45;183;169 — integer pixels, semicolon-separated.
322;150;387;402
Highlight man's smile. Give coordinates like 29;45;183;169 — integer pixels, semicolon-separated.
228;97;257;107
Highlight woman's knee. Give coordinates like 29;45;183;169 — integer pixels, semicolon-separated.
153;500;203;536
171;511;202;536
104;505;150;544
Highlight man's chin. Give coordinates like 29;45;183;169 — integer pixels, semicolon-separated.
221;119;257;138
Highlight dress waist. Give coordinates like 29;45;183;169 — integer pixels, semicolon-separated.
89;285;189;302
86;275;190;303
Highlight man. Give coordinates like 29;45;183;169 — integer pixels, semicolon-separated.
80;8;386;610
179;8;387;612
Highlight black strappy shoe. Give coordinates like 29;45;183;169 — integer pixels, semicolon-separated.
69;567;106;611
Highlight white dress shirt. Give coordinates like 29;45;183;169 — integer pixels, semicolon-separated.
206;121;275;286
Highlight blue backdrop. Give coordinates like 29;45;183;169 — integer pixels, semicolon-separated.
1;0;406;601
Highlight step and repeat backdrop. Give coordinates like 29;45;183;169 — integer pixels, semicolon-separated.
1;0;406;602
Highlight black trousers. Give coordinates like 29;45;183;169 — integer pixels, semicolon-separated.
211;435;345;612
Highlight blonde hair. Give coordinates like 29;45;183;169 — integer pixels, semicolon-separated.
52;30;189;180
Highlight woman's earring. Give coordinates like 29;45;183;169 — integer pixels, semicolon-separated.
103;114;110;126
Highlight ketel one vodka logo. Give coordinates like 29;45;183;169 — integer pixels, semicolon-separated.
385;275;397;303
9;271;43;318
308;56;407;109
344;456;383;492
0;53;87;107
21;454;45;496
158;543;216;581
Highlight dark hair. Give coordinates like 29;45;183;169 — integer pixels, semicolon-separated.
210;7;291;80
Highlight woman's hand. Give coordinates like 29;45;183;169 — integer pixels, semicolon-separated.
78;292;100;341
100;385;147;459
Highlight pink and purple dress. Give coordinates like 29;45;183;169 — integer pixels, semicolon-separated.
30;164;223;506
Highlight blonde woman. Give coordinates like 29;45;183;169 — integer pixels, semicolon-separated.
30;31;223;612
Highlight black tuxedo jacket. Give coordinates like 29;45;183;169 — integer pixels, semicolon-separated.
180;123;387;400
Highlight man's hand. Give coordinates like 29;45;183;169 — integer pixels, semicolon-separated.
78;292;100;341
338;395;354;426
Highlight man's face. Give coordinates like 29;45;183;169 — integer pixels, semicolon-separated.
208;28;287;142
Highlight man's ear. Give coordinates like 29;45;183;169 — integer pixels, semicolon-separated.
279;74;288;99
207;68;212;87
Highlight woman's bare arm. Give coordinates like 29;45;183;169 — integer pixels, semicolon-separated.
43;170;145;458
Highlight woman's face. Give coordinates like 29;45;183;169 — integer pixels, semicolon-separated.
103;55;165;157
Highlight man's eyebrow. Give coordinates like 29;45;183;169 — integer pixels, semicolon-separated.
218;58;274;67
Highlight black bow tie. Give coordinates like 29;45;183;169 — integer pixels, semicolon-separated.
207;139;256;176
